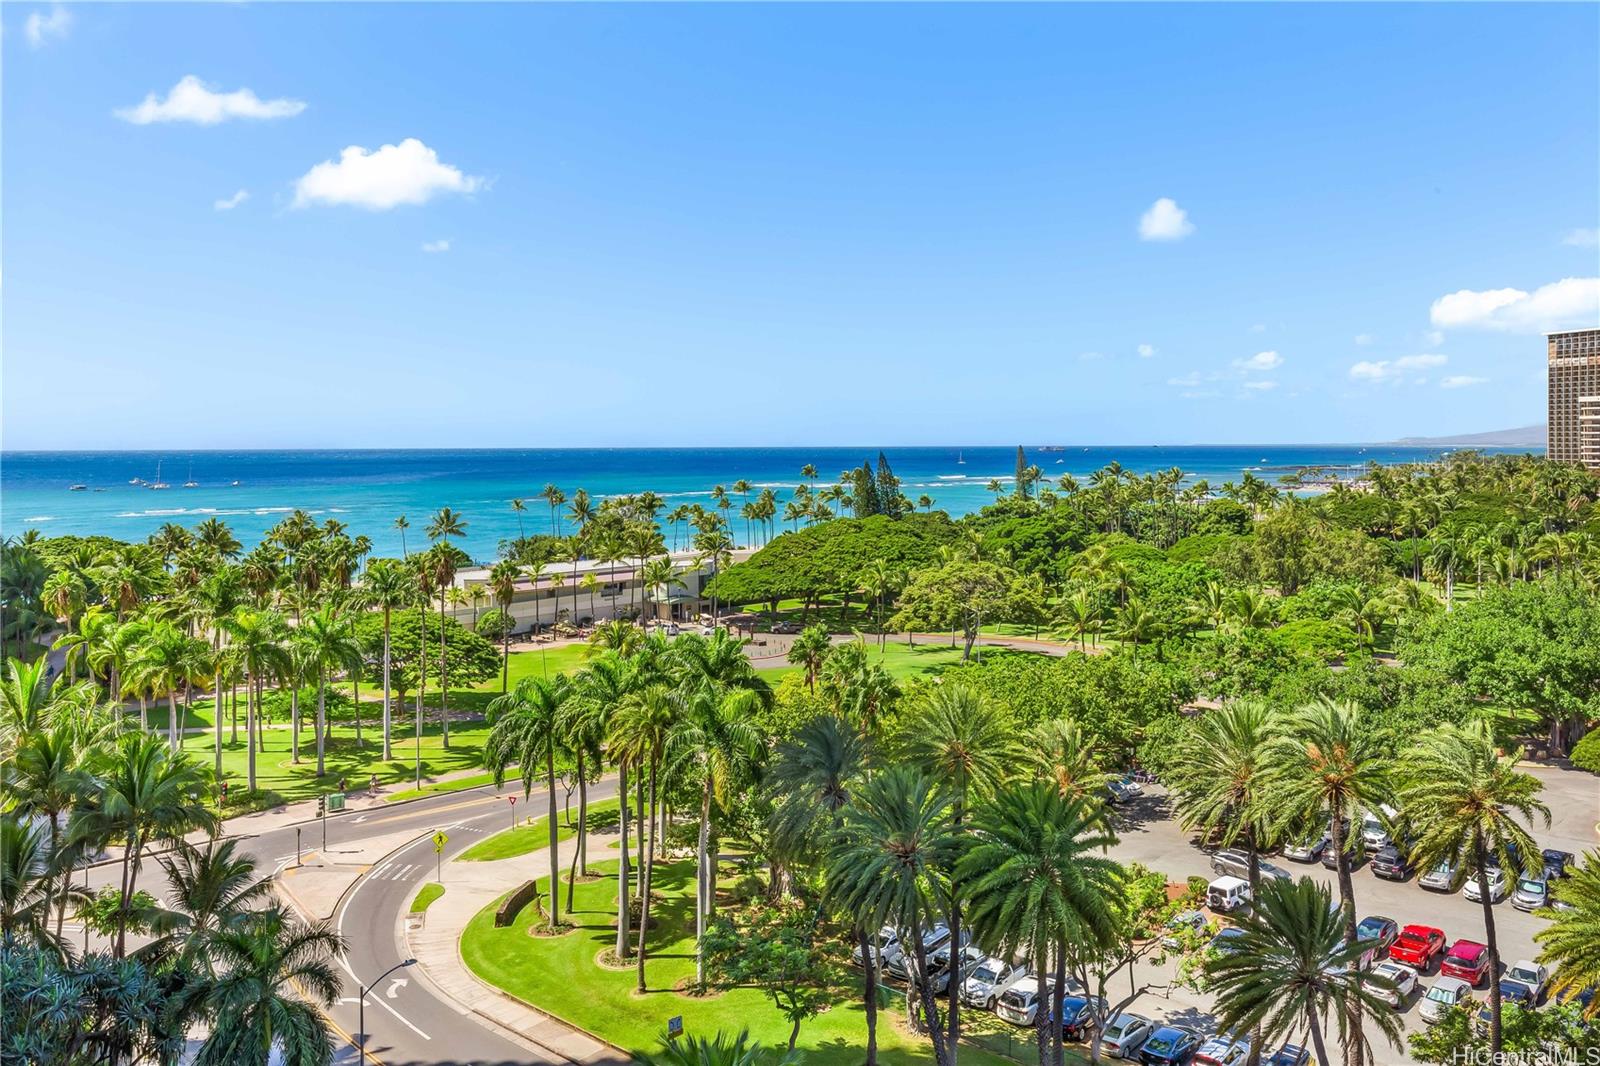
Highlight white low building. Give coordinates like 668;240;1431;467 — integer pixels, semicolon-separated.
451;549;751;633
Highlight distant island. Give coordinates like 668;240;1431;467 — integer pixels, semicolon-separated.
1390;424;1545;448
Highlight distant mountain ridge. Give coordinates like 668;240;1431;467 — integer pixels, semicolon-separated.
1390;424;1545;447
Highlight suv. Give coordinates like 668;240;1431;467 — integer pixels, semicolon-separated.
883;923;953;981
996;974;1055;1026
1441;940;1491;987
1371;846;1411;881
1541;849;1576;880
962;955;1027;1010
1210;849;1290;882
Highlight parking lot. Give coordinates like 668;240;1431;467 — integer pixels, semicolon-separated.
1091;763;1598;1063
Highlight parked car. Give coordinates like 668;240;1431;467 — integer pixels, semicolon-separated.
1209;849;1289;881
961;955;1027;1010
1101;1014;1155;1059
1440;940;1491;987
883;923;953;980
1371;846;1412;881
1369;961;1419;1008
1192;1034;1252;1066
852;925;898;968
1463;868;1509;904
1209;927;1248;954
1058;995;1107;1042
1207;876;1252;913
996;974;1055;1026
922;941;981;994
1355;916;1400;953
1162;910;1208;950
1360;805;1399;851
1139;1027;1201;1066
1283;831;1330;863
1107;780;1138;805
1511;876;1549;912
1499;961;1549;1005
1267;1046;1310;1066
1322;839;1364;870
1117;774;1144;797
1542;849;1577;880
1389;925;1447;971
770;620;800;634
1419;861;1456;892
1420;976;1474;1024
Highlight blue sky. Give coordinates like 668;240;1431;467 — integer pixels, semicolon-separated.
4;2;1597;449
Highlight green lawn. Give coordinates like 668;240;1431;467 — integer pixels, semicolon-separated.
410;883;445;914
460;857;1017;1066
457;796;621;861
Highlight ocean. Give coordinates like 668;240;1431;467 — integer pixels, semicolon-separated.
0;445;1535;562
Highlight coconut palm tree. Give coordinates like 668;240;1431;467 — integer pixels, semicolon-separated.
1262;699;1391;1066
485;675;572;926
73;731;217;956
129;622;208;753
959;781;1121;1066
1057;591;1102;651
363;559;415;760
488;559;521;692
196;905;344;1066
424;510;469;750
7;718;99;937
608;681;681;991
1207;876;1403;1066
156;835;274;966
827;767;960;1066
298;606;363;779
542;484;567;538
0;815;70;952
648;1028;790;1066
1536;850;1600;1017
786;625;831;693
668;682;764;988
1395;722;1549;1052
220;608;290;792
899;683;1018;1045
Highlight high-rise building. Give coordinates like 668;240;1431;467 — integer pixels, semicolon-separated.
1547;328;1600;468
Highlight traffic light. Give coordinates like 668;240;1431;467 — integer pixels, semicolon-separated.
316;795;326;818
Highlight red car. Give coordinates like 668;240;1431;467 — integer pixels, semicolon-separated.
1440;940;1491;986
1389;925;1447;971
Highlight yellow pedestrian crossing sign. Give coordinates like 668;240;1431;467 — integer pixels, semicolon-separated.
433;831;448;853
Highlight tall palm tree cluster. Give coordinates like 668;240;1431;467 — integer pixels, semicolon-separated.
2;660;344;1066
1167;698;1599;1065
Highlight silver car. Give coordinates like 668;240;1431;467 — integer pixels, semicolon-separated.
1419;861;1456;892
961;955;1027;1010
1101;1013;1155;1059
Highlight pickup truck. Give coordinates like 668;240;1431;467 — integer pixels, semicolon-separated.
1388;925;1447;971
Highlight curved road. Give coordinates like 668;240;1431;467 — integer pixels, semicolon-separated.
83;778;619;1066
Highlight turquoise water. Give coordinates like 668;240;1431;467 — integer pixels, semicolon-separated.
1;445;1533;562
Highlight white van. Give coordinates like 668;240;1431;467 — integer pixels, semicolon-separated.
1361;805;1399;851
1207;875;1252;913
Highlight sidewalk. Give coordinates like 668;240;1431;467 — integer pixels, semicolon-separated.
403;831;633;1066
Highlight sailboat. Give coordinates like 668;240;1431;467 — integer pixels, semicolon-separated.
148;460;170;490
956;450;965;465
183;460;199;488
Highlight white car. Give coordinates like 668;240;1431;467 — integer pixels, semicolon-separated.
961;955;1027;1010
1100;1014;1155;1059
1463;868;1509;903
995;974;1055;1026
1500;961;1549;1005
1193;1034;1253;1066
1420;976;1473;1024
852;925;897;968
1368;962;1418;1008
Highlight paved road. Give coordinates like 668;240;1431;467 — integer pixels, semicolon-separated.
82;777;619;1066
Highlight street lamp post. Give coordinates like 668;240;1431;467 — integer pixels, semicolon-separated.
358;958;415;1061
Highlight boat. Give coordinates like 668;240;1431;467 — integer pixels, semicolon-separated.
230;480;241;487
148;460;170;490
69;484;87;491
956;450;965;465
129;477;145;485
182;460;198;489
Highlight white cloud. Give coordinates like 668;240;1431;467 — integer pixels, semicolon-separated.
1562;228;1599;248
1242;380;1277;391
421;239;451;254
116;75;306;125
1249;323;1267;334
25;4;71;47
1167;372;1202;388
1425;330;1445;346
1354;333;1373;346
1441;375;1489;389
1233;350;1283;372
1396;353;1447;370
1078;351;1105;361
213;189;249;212
1182;390;1221;400
1138;198;1194;242
1350;360;1394;382
292;138;483;211
1430;277;1600;333
1137;343;1156;359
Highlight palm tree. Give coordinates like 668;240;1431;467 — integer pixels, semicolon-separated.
425;509;468;750
827;767;959;1066
1536;850;1600;1017
668;682;764;988
1058;592;1102;651
221;608;290;792
298;606;363;779
393;514;410;558
364;558;414;760
1029;718;1112;800
542;483;567;538
1262;698;1391;1066
1169;701;1278;892
156;834;274;966
74;731;217;956
8;719;98;937
489;559;521;692
129;622;207;753
0;815;68;952
510;498;529;541
1207;877;1403;1066
485;675;572;926
786;625;831;693
959;781;1121;1066
1395;722;1549;1052
649;1028;791;1066
196;906;344;1066
609;682;680;991
900;683;1017;1046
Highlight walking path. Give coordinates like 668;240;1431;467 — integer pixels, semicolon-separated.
400;830;632;1066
